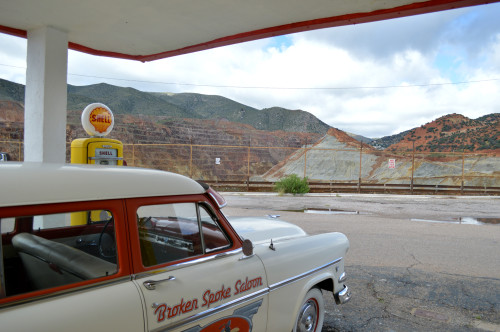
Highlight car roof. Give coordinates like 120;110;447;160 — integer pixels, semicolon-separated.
0;163;205;208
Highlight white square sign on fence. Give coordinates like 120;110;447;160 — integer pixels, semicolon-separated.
388;159;396;169
215;158;221;165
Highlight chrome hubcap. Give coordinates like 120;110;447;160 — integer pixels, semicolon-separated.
297;299;318;332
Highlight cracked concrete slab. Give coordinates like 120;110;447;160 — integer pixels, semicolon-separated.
222;193;500;331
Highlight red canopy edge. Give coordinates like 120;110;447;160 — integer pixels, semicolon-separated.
0;25;26;39
1;0;498;62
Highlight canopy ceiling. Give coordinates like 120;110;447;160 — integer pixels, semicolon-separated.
1;0;498;62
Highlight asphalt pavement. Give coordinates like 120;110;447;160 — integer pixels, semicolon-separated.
221;193;500;332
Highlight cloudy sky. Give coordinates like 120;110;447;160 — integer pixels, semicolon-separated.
1;3;500;138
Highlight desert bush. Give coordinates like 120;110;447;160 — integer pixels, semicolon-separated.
274;174;310;194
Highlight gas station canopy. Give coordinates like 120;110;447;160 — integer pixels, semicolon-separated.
1;0;498;164
1;0;498;62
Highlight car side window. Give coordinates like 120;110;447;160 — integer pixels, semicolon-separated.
0;218;14;234
0;210;118;299
199;205;231;252
137;202;231;267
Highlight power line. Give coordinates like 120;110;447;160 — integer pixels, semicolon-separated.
2;62;500;90
68;73;500;90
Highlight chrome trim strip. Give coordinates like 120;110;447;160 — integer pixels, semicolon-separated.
208;192;227;208
152;288;268;332
269;257;342;291
88;156;124;160
134;248;243;280
0;276;131;309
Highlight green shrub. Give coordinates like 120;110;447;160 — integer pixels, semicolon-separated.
274;174;310;194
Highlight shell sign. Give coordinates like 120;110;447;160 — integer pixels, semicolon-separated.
81;103;114;137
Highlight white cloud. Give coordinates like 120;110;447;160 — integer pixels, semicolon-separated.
1;3;500;138
0;35;27;84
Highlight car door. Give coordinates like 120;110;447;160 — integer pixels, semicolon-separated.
126;196;268;332
0;200;145;332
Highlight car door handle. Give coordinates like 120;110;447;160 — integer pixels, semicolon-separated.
143;276;176;290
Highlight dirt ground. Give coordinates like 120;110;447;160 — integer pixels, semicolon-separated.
221;193;500;332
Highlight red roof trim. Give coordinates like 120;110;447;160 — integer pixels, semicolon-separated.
0;25;27;38
67;42;145;62
1;0;499;62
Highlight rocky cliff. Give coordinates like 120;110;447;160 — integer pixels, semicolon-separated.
384;113;499;153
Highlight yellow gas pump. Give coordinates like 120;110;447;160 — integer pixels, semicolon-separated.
71;103;123;225
71;137;123;166
71;103;123;166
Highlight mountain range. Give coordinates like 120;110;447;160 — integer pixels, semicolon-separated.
0;78;498;153
0;78;330;135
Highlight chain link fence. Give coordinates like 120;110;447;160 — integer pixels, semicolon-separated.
1;140;498;194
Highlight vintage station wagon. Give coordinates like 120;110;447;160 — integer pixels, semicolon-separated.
0;163;350;332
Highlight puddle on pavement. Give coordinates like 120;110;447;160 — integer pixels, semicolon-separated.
282;208;369;215
411;217;500;225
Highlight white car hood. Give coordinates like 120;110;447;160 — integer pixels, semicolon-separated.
227;216;307;243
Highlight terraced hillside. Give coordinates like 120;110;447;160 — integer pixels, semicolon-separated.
1;78;498;186
262;128;500;187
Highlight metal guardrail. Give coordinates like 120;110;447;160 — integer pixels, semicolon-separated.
203;180;500;195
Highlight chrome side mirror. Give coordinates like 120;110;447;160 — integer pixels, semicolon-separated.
242;239;254;257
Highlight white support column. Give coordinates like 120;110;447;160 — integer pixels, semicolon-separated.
24;26;68;163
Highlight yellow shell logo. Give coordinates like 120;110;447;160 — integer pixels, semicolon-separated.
89;107;112;133
81;103;114;137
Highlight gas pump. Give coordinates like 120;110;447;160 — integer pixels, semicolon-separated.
71;103;123;225
71;137;123;165
71;103;124;166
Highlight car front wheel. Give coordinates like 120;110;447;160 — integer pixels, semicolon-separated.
293;287;324;332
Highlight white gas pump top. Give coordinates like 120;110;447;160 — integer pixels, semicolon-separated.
81;103;114;137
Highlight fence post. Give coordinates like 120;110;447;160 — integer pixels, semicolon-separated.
132;143;135;166
358;144;362;193
303;138;308;179
411;141;415;195
189;139;193;178
461;150;465;195
247;140;251;192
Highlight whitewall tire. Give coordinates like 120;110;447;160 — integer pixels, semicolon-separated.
293;287;324;332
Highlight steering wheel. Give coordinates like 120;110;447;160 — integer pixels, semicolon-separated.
98;218;116;260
